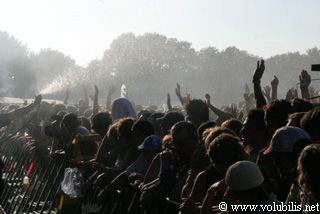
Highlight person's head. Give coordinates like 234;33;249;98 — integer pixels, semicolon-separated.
197;121;217;144
117;117;136;147
292;98;314;113
78;99;87;115
138;135;162;161
301;109;320;144
107;122;119;148
298;144;320;199
241;109;269;152
185;99;209;128
162;134;172;149
111;97;137;121
91;112;112;137
67;105;78;115
208;134;247;176
137;110;153;121
61;113;80;133
221;119;243;137
51;104;67;116
264;100;293;136
83;108;93;119
204;127;236;150
155;111;184;137
225;161;267;204
287;112;305;127
80;116;91;131
131;120;154;146
171;121;198;161
264;126;311;180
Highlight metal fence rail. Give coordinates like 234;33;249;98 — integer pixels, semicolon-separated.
0;136;65;214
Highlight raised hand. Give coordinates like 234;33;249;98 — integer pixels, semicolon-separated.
205;93;211;105
175;83;181;96
299;70;311;90
252;60;267;108
167;93;172;111
175;83;184;105
263;85;271;102
94;85;99;96
285;88;297;101
34;95;42;105
271;76;279;89
299;70;311;99
253;60;265;82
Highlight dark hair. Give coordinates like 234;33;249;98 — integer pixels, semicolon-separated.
288;112;305;128
185;99;209;124
292;98;314;113
204;127;236;150
171;121;198;141
221;119;243;137
208;134;247;166
61;113;80;130
132;120;154;138
298;144;320;199
197;121;217;139
247;109;267;131
117;118;135;139
91;112;112;131
80;116;91;130
300;109;320;137
265;100;293;126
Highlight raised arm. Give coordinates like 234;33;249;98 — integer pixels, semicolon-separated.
175;83;184;106
205;93;233;122
63;89;70;105
82;85;89;109
252;60;267;108
299;70;311;99
271;75;279;101
8;95;42;121
106;85;115;112
92;85;99;116
167;93;173;111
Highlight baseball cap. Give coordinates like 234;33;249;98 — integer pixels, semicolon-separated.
264;126;310;155
226;161;264;191
138;135;162;152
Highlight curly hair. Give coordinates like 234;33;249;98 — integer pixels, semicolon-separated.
298;144;320;199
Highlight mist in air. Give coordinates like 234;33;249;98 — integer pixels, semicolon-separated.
0;31;319;107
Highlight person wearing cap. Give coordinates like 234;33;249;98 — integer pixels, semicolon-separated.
97;135;162;205
202;161;278;214
181;134;247;214
140;121;210;213
262;126;311;201
223;161;279;212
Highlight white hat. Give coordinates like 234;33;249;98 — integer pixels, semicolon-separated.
225;161;264;191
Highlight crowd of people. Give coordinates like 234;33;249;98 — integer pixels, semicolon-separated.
1;60;320;213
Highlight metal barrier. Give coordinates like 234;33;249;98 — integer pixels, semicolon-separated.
0;136;65;214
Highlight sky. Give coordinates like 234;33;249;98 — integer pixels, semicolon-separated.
0;0;319;66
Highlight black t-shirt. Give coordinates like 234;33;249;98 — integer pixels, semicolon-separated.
0;114;11;128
